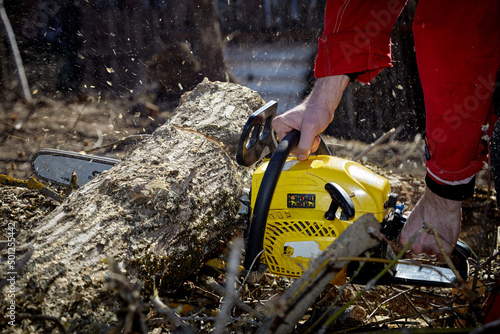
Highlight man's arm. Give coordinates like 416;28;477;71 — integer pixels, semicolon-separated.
273;0;407;159
272;75;350;160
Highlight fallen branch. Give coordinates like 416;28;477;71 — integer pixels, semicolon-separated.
204;277;265;321
401;289;433;327
257;214;382;334
314;235;415;334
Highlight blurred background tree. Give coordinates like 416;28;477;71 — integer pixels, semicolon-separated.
0;0;424;141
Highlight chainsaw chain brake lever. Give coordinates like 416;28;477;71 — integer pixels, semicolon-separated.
236;100;332;167
236;101;278;167
324;182;355;220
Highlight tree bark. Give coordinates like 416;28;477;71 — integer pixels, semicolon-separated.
3;80;264;331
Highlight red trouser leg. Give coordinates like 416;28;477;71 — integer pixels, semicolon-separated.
413;0;500;194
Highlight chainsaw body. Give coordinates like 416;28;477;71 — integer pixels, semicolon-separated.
236;100;469;287
251;155;391;278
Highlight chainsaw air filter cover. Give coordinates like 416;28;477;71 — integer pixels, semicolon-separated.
250;155;391;279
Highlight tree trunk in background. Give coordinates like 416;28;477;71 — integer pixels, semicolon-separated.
147;0;235;102
3;80;263;331
191;0;235;83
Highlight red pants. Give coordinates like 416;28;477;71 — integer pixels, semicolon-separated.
315;0;500;187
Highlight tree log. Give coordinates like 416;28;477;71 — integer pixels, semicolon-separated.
1;80;264;331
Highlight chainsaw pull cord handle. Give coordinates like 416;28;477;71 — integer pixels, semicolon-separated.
243;129;300;271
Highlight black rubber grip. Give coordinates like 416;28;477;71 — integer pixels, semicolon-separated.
243;129;300;271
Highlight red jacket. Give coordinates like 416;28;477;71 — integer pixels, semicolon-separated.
315;0;500;188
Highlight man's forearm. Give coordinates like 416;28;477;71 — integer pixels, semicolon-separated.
304;75;350;122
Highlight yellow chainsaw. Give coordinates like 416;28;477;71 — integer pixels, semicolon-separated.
236;101;470;287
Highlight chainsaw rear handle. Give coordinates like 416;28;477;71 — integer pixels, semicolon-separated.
244;129;301;271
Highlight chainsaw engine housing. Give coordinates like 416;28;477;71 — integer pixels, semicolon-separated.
249;154;391;279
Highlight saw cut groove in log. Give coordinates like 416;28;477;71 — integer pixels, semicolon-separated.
1;80;264;331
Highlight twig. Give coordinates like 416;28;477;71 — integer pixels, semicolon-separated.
13;104;36;131
238;249;264;289
345;304;474;333
366;287;413;321
213;237;244;334
401;290;433;327
0;174;62;202
472;128;496;302
151;297;196;334
0;0;34;131
429;222;472;298
204;277;265;321
70;105;86;131
477;249;500;269
318;235;414;333
105;258;148;334
149;316;261;328
0;0;31;104
353;128;396;162
304;260;368;334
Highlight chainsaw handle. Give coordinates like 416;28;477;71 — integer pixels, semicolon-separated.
243;129;300;271
324;182;355;220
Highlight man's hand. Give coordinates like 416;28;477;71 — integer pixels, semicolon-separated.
272;75;350;161
399;185;462;262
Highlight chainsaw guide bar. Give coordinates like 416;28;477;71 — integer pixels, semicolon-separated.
31;149;119;187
